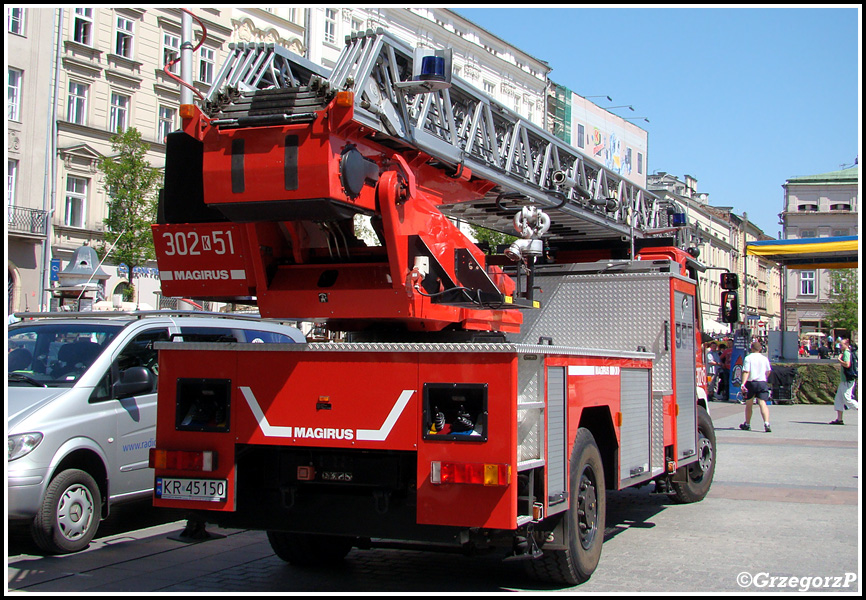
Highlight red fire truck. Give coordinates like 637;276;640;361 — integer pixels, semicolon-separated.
150;27;719;585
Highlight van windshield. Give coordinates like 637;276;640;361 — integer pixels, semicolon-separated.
8;323;123;387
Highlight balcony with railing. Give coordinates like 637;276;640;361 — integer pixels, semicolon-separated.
8;205;48;238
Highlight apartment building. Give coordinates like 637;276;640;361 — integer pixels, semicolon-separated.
7;7;233;312
780;165;859;336
7;7;54;313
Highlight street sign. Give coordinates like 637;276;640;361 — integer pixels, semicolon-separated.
50;259;61;281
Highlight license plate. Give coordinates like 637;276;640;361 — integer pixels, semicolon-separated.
156;477;227;502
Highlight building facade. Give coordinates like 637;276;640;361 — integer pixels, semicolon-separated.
7;8;234;311
550;83;649;189
648;173;783;338
8;7;55;313
780;165;859;337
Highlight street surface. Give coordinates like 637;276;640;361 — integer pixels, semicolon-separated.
7;402;860;593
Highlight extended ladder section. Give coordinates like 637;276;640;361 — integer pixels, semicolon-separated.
202;29;675;245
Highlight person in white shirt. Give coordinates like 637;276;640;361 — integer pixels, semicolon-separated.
739;341;773;433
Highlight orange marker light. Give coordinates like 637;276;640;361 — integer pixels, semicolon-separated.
335;91;354;107
179;104;197;120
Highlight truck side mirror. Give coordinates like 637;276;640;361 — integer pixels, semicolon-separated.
721;291;739;323
114;366;155;398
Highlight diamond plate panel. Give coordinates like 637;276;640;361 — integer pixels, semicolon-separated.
652;391;665;476
514;272;673;392
517;357;542;406
517;358;544;464
517;408;542;462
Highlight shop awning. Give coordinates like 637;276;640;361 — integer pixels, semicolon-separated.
702;319;731;335
746;236;858;269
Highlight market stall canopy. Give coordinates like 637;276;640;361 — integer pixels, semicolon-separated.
746;236;858;269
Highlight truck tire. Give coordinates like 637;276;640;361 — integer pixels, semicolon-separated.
527;427;605;585
267;531;354;566
31;469;101;554
669;406;716;504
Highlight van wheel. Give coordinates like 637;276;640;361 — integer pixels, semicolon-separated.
267;531;354;566
32;469;101;554
526;428;605;585
669;406;716;503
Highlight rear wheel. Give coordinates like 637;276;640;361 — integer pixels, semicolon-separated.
669;406;716;503
267;531;355;566
32;469;102;554
526;428;605;585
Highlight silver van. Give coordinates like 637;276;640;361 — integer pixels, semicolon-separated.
7;311;305;554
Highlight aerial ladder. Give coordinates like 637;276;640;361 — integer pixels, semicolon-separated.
155;27;679;336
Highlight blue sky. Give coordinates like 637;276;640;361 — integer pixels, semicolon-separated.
454;7;860;238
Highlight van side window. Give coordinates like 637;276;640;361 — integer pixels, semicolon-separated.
91;328;169;402
118;329;169;377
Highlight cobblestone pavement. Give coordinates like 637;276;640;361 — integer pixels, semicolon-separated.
7;402;860;594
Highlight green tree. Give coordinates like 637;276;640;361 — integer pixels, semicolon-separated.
97;128;162;301
467;223;517;253
824;269;859;337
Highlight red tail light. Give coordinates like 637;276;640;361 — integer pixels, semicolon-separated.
430;461;511;486
149;448;216;472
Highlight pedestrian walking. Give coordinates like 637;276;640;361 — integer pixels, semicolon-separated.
719;343;732;401
705;341;721;401
739;340;773;432
830;338;858;425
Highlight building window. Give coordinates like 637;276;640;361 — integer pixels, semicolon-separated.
198;47;214;84
115;16;134;57
637;152;643;174
8;67;22;120
483;80;495;95
163;33;180;74
832;228;848;237
64;176;87;228
576;123;585;149
351;18;363;33
109;92;129;133
797;203;818;212
8;7;25;35
830;203;850;211
799;271;815;296
324;8;337;45
158;105;176;142
73;8;93;45
799;229;816;239
8;159;17;205
67;81;88;125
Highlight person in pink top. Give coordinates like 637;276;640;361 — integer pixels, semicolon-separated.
739;341;773;432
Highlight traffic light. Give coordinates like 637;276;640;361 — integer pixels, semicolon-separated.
721;291;739;323
720;272;739;290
